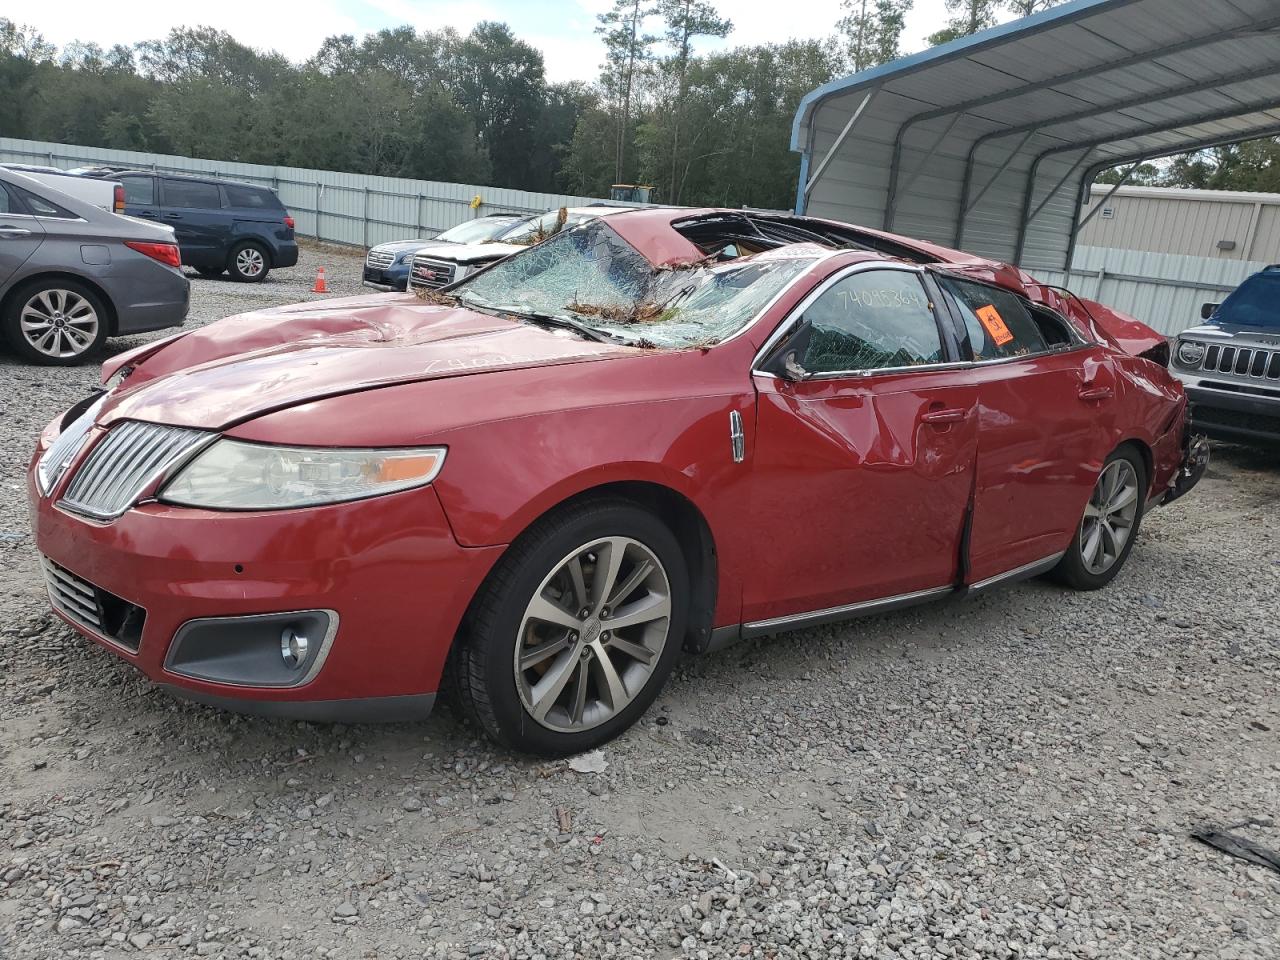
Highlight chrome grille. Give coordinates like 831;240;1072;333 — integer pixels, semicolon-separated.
366;249;395;269
36;394;107;495
1199;343;1280;381
41;556;103;634
61;421;214;519
410;256;456;289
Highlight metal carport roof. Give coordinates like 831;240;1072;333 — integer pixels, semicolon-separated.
791;0;1280;273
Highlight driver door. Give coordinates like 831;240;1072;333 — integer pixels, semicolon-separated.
745;265;978;626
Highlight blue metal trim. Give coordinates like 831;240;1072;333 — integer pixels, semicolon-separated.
794;151;811;215
789;0;1135;152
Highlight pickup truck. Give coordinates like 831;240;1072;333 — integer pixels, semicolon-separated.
0;164;124;214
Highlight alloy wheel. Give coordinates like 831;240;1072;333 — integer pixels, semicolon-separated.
20;289;100;359
236;247;265;278
1079;459;1139;575
514;536;671;732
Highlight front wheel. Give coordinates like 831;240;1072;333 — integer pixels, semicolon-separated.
1052;447;1146;590
450;499;688;756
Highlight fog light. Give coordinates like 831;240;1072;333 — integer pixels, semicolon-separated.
281;626;309;669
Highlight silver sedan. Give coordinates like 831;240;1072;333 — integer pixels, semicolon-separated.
0;168;189;365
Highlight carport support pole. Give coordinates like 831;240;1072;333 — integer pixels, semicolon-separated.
954;128;1037;249
314;183;322;241
885;111;964;230
1013;149;1091;265
363;188;371;249
1073;157;1149;238
802;89;876;204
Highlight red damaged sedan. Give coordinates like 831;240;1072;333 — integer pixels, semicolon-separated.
28;209;1206;755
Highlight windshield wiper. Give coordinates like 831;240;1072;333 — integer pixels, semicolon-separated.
503;309;618;344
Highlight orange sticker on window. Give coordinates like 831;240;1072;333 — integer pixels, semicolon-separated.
976;304;1014;346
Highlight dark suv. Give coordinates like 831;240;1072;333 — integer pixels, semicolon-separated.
90;171;298;282
1170;265;1280;446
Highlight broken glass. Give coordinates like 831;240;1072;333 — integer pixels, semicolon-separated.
455;220;817;348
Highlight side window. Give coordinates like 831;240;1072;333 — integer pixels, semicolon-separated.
0;185;13;215
787;269;944;376
162;179;222;210
939;277;1048;360
13;186;77;219
120;176;154;206
222;183;278;209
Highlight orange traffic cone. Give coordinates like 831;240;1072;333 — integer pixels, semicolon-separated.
312;267;328;293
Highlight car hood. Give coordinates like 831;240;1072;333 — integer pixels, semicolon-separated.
417;242;526;265
97;293;638;431
1179;322;1280;349
373;239;447;256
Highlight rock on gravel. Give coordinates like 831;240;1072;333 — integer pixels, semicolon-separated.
2;241;1279;958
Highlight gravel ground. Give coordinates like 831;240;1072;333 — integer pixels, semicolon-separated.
2;243;1279;959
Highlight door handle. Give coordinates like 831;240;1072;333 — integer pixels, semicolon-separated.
163;213;183;220
921;407;968;425
137;211;157;218
1078;386;1114;402
0;225;32;238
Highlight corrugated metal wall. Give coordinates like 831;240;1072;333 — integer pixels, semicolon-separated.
1078;185;1280;262
1034;245;1269;336
0;137;629;248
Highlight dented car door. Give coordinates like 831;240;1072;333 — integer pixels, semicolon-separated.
745;265;977;625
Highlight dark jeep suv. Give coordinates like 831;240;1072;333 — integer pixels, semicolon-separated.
1170;265;1280;446
89;171;298;282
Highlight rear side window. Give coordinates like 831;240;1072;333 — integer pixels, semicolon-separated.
162;178;222;210
939;276;1048;360
0;185;14;214
222;183;281;209
120;176;154;205
13;185;77;219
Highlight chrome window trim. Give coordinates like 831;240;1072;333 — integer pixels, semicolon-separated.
752;261;1098;381
0;210;89;224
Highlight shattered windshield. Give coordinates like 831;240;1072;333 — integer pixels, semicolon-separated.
453;219;816;348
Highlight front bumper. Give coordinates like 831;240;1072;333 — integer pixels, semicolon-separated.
362;264;409;291
29;429;503;721
1183;383;1280;445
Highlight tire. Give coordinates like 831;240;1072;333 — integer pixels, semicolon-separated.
227;242;270;283
2;278;110;365
1051;446;1147;591
450;497;689;756
195;267;224;278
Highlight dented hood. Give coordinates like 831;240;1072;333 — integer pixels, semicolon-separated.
99;293;636;430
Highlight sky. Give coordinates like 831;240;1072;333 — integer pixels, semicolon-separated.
11;0;961;84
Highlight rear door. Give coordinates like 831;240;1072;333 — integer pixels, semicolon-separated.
117;174;160;222
0;182;45;284
159;178;226;267
746;265;978;624
933;273;1120;585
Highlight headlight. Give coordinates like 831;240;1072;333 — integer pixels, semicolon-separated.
396;251;414;263
1176;340;1206;367
159;440;446;510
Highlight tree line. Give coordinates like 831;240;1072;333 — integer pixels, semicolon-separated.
1;1;1275;214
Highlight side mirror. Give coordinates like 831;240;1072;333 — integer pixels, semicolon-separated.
1201;302;1221;320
